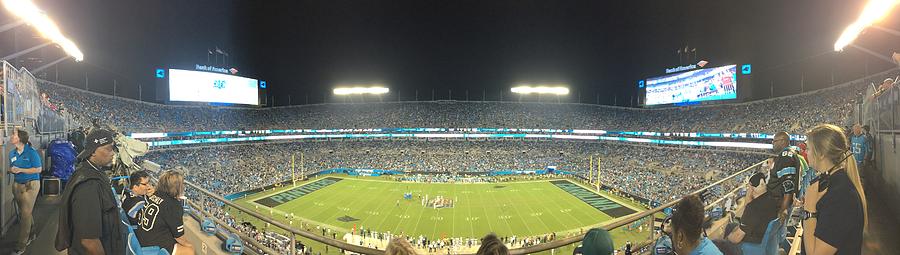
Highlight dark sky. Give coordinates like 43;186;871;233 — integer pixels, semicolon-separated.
3;0;899;106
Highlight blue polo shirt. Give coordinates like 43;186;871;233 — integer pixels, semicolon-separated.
10;144;42;183
689;237;723;255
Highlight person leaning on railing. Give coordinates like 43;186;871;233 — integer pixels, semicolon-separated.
800;124;867;255
868;77;896;100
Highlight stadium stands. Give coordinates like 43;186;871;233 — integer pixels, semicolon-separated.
38;79;863;135
142;141;764;205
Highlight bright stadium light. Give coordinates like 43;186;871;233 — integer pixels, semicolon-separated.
2;0;84;61
333;86;389;95
834;0;900;51
511;85;570;95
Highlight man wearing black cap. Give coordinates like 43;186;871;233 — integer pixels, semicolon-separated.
55;129;126;255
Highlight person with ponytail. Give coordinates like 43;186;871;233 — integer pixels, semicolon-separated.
802;124;867;255
8;128;43;254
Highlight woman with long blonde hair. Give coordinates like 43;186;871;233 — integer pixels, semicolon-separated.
802;124;867;255
385;237;419;255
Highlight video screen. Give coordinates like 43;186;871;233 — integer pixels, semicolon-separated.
645;65;737;106
168;69;259;105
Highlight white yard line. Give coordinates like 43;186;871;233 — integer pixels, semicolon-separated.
506;184;555;235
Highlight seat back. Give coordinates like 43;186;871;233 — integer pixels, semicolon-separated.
740;219;786;255
762;219;786;254
127;225;142;255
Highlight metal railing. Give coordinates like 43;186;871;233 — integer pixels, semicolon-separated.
502;160;764;255
142;173;278;255
179;159;765;255
183;198;276;255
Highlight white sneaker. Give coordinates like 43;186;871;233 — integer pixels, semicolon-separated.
11;249;25;255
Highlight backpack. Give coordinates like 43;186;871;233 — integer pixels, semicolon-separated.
47;139;77;181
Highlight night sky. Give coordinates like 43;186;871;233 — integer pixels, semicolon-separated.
2;0;899;106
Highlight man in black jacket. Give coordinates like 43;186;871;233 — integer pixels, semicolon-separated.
56;129;126;255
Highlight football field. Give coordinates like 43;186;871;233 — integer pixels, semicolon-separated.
232;175;650;253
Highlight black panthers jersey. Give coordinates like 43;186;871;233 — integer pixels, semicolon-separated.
767;147;803;199
135;193;184;254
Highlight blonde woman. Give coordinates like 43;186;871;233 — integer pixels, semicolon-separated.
802;124;867;255
136;170;195;255
385;237;419;255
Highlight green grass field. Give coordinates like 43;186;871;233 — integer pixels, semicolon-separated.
231;175;653;254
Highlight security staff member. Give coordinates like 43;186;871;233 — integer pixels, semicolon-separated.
9;129;42;254
56;129;126;255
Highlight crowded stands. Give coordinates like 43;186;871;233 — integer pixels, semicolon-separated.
141;141;764;205
38;80;863;135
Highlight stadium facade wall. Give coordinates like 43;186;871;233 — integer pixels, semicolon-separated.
861;80;900;224
874;132;900;223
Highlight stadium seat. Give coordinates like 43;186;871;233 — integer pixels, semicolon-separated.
740;219;786;255
126;224;170;255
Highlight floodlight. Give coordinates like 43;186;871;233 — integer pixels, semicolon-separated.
2;0;84;61
511;85;570;95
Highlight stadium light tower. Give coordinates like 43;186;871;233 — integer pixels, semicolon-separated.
333;85;390;95
510;84;570;95
2;0;84;61
834;0;900;51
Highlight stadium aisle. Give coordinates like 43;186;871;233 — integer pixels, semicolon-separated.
861;181;900;254
0;196;65;255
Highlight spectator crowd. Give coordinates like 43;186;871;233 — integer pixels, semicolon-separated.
38;79;862;135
